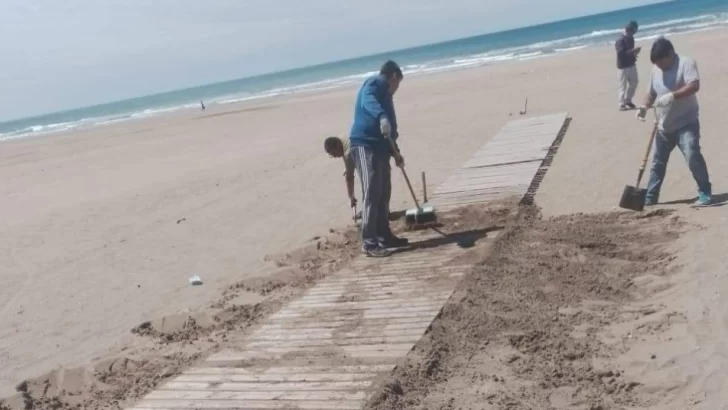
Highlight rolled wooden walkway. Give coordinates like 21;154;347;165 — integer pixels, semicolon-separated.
126;112;569;410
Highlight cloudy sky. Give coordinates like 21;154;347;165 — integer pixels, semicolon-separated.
0;0;662;121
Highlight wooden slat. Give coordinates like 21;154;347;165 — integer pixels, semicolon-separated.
187;365;396;374
182;370;381;379
167;378;371;389
132;399;362;409
145;390;367;401
249;328;429;342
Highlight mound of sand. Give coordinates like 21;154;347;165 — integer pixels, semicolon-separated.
365;206;684;410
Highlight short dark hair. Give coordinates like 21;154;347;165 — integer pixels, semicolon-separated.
380;60;403;80
626;20;638;31
324;136;341;154
650;37;675;63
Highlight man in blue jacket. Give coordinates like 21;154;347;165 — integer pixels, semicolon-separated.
349;60;408;257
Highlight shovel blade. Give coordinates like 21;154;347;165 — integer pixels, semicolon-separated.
619;185;647;211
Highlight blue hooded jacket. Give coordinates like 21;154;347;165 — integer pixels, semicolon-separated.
349;74;398;153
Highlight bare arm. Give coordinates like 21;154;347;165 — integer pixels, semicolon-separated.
344;156;356;203
346;172;355;200
674;58;700;99
673;80;699;99
643;92;656;108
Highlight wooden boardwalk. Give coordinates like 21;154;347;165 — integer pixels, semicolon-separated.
431;112;569;210
126;112;569;410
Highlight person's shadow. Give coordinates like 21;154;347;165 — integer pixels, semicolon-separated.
385;208;502;253
658;192;728;207
391;225;501;254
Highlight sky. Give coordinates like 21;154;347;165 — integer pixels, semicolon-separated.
0;0;664;122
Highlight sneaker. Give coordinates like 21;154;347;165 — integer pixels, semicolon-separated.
619;104;629;111
361;246;392;258
625;102;637;109
381;235;409;248
695;192;713;206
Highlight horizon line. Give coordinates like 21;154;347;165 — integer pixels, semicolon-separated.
0;0;675;124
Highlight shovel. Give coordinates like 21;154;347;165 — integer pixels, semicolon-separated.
619;116;658;211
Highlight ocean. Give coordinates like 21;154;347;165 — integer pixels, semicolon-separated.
2;0;727;141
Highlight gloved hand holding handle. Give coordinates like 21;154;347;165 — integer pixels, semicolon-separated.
380;116;404;167
654;92;675;108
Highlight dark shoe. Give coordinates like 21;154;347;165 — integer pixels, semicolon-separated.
625;102;636;109
619;104;629;111
381;235;409;248
361;246;392;258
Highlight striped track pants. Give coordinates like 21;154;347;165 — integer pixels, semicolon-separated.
351;146;392;249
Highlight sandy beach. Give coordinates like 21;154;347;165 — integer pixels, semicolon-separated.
2;28;728;408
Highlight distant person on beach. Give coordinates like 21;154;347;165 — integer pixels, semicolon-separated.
349;60;408;258
615;21;641;111
636;37;712;206
200;100;206;111
324;135;358;212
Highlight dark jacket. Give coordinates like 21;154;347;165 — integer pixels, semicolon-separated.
349;74;398;153
615;34;636;69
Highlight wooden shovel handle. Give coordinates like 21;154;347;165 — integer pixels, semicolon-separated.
640;122;659;170
635;119;659;187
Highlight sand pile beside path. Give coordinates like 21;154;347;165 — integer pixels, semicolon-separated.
0;225;360;410
365;206;684;410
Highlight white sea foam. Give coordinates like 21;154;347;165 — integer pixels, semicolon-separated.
2;12;727;141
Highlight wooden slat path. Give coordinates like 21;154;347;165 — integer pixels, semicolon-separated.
431;112;569;210
126;113;568;410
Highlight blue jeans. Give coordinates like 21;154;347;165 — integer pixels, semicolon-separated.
646;121;711;203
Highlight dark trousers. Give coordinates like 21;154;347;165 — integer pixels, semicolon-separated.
351;146;393;249
646;121;712;202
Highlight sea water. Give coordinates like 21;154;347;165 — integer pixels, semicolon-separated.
1;0;726;141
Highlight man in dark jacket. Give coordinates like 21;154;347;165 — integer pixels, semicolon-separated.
615;21;642;111
349;60;408;257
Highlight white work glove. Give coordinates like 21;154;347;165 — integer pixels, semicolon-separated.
635;106;647;121
654;92;675;108
380;117;391;137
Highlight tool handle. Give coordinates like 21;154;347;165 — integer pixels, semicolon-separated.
383;135;403;164
635;115;659;188
421;172;428;203
384;135;421;209
400;168;421;209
